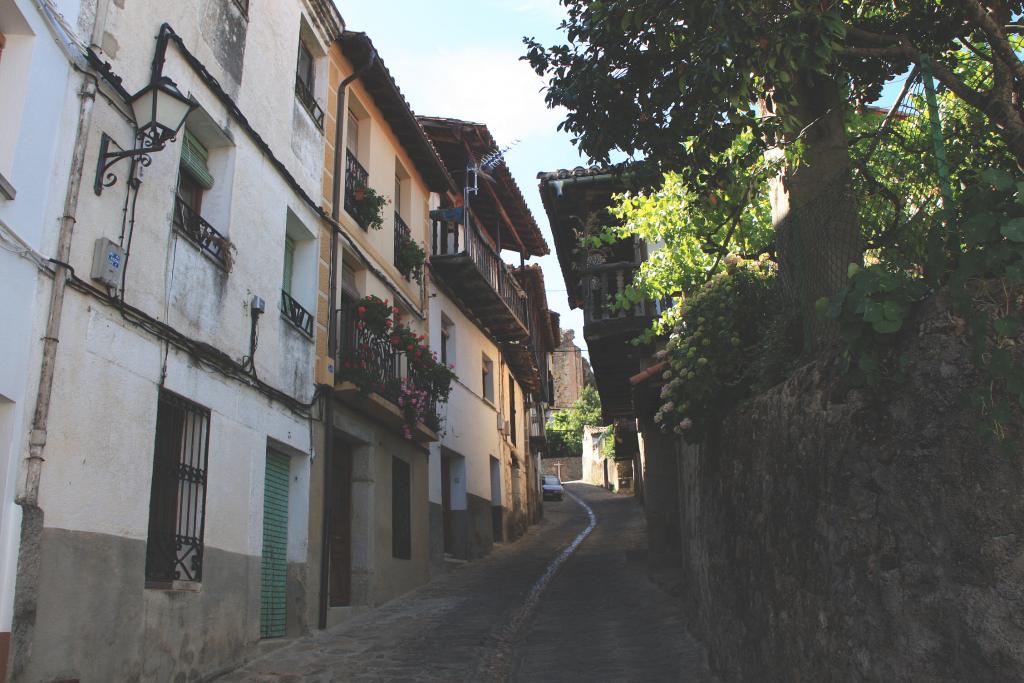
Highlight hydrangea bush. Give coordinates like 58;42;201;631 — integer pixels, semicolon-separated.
654;257;775;442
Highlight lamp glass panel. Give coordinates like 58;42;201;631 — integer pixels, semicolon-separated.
130;86;158;131
154;87;193;134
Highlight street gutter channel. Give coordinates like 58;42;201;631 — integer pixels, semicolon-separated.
473;484;598;682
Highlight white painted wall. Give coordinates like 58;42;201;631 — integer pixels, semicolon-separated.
427;284;529;511
21;0;337;574
0;0;81;639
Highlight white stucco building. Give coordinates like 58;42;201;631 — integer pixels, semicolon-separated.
3;0;343;679
0;0;83;678
419;118;556;560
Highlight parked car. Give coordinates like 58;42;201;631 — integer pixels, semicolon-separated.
542;474;564;501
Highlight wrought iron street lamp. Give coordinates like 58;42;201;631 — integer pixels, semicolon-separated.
94;75;197;195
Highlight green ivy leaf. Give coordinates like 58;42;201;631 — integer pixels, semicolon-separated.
983;168;1014;192
863;300;884;323
814;296;830;318
872;318;903;334
1000;217;1024;242
882;300;904;321
994;316;1022;337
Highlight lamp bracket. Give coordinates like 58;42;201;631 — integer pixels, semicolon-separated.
93;132;166;196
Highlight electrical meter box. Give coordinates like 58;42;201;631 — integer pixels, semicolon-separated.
91;238;125;288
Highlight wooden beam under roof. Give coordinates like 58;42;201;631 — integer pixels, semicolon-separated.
465;130;527;256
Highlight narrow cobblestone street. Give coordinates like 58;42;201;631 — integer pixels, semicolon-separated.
218;484;712;682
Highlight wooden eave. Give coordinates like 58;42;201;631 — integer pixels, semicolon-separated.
536;168;629;310
337;33;457;194
419;117;548;257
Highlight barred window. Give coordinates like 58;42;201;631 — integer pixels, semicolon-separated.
145;391;211;585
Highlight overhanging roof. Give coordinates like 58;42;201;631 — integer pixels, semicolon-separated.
420;116;548;258
337;32;456;194
537;165;631;309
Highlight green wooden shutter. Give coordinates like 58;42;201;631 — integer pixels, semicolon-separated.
282;236;295;294
180;130;215;190
260;452;290;638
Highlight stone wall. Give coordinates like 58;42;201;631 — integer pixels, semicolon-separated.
667;296;1024;681
542;456;582;482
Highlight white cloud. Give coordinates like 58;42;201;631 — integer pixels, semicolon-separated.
386;46;566;147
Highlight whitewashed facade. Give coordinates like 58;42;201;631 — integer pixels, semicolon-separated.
4;0;343;679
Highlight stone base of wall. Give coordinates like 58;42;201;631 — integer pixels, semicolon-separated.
541;456;582;482
660;296;1024;681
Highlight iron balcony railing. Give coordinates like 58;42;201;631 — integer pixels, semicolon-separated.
431;213;531;333
394;211;411;280
344;151;370;229
582;262;671;324
281;289;314;336
172;195;231;270
336;302;439;430
294;76;324;129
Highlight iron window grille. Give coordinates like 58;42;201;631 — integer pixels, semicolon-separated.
344;151;370;229
145;390;211;584
294;77;324;130
281;289;314;336
393;211;412;280
173;195;231;269
295;43;324;129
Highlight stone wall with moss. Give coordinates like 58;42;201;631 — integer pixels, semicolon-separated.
669;295;1024;680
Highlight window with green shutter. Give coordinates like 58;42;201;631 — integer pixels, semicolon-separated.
282;235;295;294
180;130;215;190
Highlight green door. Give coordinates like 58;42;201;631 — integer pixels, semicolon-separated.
260;452;290;638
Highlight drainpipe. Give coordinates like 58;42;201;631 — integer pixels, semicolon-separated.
11;74;97;680
318;42;377;631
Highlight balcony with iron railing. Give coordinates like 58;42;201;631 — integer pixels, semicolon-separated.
281;290;314;337
333;301;439;442
294;76;324;129
430;212;532;343
393;211;411;280
172;195;231;270
343;151;370;229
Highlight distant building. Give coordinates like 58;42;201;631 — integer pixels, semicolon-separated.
551;329;592;413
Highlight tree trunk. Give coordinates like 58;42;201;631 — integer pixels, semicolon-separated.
767;73;863;349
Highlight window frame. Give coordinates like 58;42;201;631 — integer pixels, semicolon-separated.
482;355;494;403
145;390;211;587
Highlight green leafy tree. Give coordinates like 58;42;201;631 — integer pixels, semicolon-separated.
546;385;605;458
525;0;1024;342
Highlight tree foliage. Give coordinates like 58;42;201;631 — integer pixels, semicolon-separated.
546;385;604;459
525;1;1024;174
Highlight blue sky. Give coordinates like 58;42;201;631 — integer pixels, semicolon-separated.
333;1;592;355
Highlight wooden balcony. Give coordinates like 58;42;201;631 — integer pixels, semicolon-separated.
581;262;666;422
430;215;532;343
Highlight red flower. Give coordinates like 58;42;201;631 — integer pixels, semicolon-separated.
357;306;367;316
384;319;392;327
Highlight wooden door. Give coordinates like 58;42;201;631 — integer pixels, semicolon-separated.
328;444;352;607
